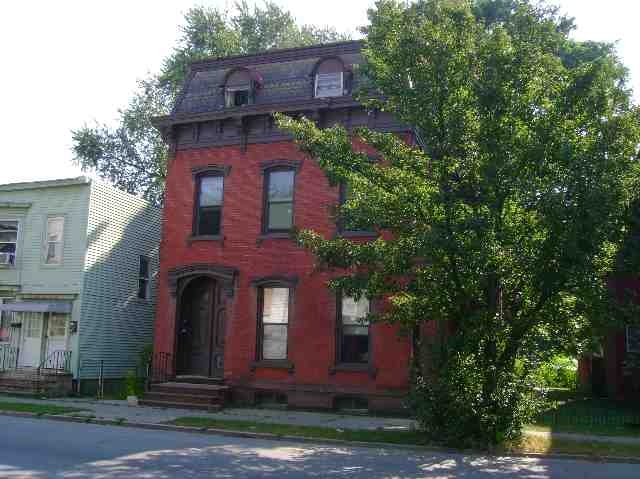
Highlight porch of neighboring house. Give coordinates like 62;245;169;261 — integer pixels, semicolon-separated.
0;299;74;396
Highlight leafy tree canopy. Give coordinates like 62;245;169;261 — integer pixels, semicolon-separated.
277;0;640;446
72;1;349;205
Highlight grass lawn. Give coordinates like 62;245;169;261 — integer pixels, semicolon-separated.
504;435;640;459
172;416;640;458
532;398;640;437
0;401;82;416
172;417;430;445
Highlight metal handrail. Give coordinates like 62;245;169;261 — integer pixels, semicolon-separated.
37;349;72;374
146;351;173;390
0;344;19;372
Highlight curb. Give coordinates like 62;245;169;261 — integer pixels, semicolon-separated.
1;410;639;465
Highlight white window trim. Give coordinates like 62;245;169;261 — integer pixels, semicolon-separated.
0;219;20;267
225;84;252;107
314;71;344;98
43;216;65;266
627;326;640;353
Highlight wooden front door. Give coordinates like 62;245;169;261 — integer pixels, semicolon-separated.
176;277;225;377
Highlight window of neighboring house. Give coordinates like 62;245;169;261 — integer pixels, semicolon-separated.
257;287;290;360
337;294;370;364
627;326;640;353
138;256;150;300
264;169;295;233
44;217;64;264
195;175;224;236
47;313;68;337
0;220;18;266
0;300;14;343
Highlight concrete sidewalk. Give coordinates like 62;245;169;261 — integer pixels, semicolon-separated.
2;394;640;447
0;395;416;431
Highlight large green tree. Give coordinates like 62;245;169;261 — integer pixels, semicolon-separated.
277;0;640;446
71;1;349;205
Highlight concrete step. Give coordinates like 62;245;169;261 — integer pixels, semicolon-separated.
173;375;225;385
143;391;223;406
151;382;229;397
139;399;223;411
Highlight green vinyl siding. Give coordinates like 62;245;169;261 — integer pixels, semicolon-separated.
0;181;89;296
78;181;161;379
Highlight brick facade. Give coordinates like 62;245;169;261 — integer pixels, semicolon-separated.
154;142;412;411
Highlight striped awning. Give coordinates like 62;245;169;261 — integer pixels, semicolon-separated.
0;302;72;314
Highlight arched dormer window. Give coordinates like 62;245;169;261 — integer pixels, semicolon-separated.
224;68;261;108
313;58;346;98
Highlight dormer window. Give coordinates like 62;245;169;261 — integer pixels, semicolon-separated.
314;58;346;98
224;68;259;108
226;86;251;107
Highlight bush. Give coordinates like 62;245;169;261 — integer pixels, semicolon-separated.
533;355;578;390
408;352;545;448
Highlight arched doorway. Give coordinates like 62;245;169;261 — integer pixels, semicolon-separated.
176;276;226;377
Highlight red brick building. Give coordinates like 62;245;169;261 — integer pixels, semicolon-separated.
148;41;413;411
579;278;640;400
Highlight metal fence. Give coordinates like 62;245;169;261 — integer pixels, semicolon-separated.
78;359;105;399
537;400;640;429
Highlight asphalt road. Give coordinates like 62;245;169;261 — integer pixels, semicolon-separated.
0;416;637;478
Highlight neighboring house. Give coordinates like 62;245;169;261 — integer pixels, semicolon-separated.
148;40;414;412
0;177;161;395
579;278;640;400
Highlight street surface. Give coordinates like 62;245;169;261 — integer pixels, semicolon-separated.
0;415;637;478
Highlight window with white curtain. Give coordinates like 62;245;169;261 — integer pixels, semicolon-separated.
44;217;64;264
258;287;290;360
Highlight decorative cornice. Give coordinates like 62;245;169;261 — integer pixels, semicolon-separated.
168;263;238;297
259;160;301;173
191;165;232;177
249;275;298;288
0;177;90;192
154;97;360;129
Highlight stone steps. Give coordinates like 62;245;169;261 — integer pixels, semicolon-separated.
142;379;230;411
0;368;72;396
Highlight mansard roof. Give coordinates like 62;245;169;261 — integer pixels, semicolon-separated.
164;40;364;123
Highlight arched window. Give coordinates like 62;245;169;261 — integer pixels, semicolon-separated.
313;58;346;98
224;68;257;107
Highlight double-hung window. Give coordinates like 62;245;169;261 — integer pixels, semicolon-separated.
315;71;344;98
195;175;224;236
264;169;295;233
138;256;150;300
0;221;18;266
337;294;370;364
44;217;64;264
257;287;290;360
627;326;640;353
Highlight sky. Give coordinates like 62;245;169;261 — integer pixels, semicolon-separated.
1;0;638;185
